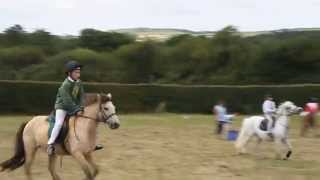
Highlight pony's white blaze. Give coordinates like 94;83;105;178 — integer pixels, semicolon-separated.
103;101;120;129
235;101;302;159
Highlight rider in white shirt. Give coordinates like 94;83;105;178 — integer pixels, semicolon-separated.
262;94;277;132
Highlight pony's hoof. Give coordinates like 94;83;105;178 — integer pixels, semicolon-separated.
285;150;292;159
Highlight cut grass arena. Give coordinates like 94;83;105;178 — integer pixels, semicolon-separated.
0;114;320;180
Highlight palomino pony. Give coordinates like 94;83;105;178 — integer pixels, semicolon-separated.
235;101;302;159
0;93;120;180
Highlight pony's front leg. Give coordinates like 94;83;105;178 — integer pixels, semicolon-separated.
235;131;251;154
48;155;61;180
274;137;286;160
85;153;99;178
282;138;292;160
73;152;94;180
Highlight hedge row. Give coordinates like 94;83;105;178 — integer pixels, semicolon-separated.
0;80;319;114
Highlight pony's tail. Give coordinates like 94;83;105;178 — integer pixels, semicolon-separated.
0;122;27;172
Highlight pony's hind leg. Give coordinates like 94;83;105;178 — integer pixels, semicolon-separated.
24;137;37;180
24;150;36;180
48;155;61;180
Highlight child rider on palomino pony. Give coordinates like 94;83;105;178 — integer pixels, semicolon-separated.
47;60;103;155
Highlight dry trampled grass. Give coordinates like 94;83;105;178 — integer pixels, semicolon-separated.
0;114;320;180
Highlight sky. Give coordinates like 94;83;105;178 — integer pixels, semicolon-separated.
1;0;320;35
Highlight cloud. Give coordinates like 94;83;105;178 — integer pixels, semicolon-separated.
54;0;77;9
0;0;319;34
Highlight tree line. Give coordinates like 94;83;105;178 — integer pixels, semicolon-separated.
0;24;320;84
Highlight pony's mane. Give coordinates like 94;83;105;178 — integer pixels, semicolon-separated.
279;101;291;107
276;101;293;114
277;101;287;109
84;93;111;107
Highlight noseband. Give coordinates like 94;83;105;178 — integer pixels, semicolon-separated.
98;104;116;123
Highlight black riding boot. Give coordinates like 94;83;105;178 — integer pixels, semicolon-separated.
94;144;104;151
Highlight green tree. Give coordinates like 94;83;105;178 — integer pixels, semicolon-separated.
116;41;159;83
3;24;26;46
79;28;135;51
28;29;56;54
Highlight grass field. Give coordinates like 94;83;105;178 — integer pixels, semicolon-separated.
0;114;320;180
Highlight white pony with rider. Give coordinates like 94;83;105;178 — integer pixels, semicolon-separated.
235;100;302;160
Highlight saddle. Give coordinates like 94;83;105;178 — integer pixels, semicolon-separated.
259;118;268;131
47;111;71;152
259;117;276;131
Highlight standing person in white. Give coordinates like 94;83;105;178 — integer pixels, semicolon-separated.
262;94;277;133
213;100;235;136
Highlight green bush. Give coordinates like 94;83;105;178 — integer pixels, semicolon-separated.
20;48;120;82
0;47;45;70
0;80;318;114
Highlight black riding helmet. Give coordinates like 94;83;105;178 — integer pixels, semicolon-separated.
65;61;82;74
264;94;273;99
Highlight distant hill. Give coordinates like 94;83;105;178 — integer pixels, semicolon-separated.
109;28;214;41
109;27;320;41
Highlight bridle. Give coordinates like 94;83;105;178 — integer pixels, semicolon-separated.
78;94;117;124
74;94;117;141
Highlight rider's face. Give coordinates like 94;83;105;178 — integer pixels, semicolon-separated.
219;100;225;106
70;68;81;80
